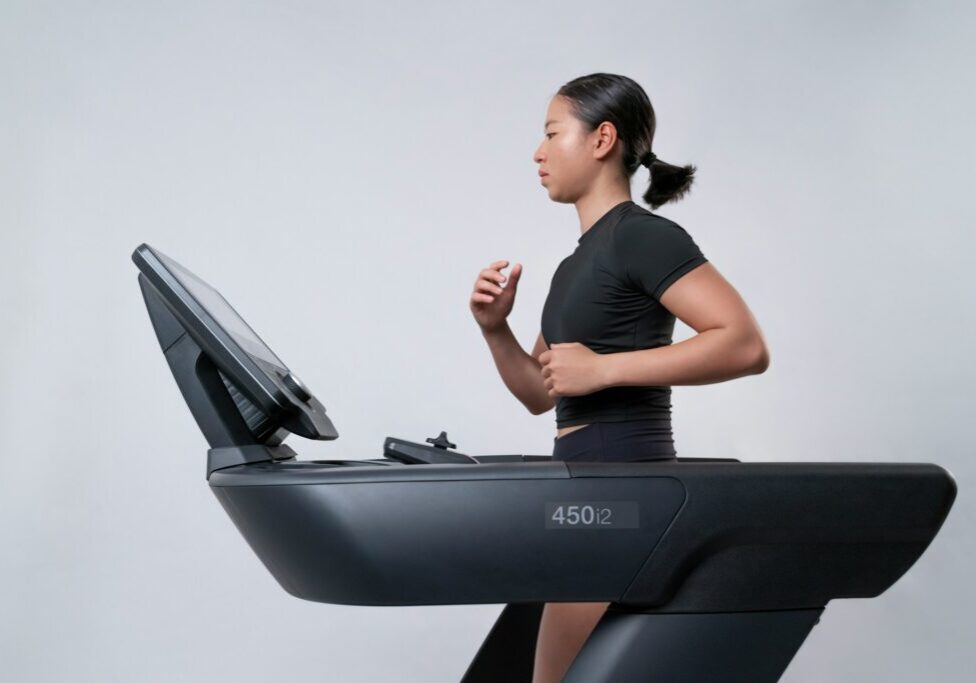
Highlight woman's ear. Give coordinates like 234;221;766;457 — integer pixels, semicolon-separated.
592;121;619;161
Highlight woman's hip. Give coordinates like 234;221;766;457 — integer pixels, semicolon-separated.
551;419;677;463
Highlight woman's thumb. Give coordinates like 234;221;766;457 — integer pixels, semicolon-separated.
507;262;523;288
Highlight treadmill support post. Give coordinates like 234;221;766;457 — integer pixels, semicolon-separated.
462;602;823;682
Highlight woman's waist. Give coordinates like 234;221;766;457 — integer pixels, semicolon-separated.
555;415;674;438
556;394;672;427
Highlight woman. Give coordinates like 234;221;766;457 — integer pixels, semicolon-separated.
469;73;770;683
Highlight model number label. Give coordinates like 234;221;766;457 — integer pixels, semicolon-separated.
545;502;639;529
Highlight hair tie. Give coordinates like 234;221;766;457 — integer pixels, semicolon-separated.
641;151;657;168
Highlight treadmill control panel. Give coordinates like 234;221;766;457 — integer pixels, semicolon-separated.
280;371;312;403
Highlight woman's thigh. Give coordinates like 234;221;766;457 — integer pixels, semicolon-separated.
533;601;611;683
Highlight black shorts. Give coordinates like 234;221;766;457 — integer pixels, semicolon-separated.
551;419;677;463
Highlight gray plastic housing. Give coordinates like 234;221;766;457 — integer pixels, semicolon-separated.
207;458;955;610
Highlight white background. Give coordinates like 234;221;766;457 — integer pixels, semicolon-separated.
2;1;973;680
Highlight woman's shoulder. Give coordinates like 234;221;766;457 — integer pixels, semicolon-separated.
614;203;693;242
609;203;708;298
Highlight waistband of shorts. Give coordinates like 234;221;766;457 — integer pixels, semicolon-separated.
553;418;674;441
556;417;672;430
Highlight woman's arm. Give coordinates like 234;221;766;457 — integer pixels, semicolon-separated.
600;262;770;388
482;325;554;414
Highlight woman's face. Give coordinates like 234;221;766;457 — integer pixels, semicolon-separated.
533;95;603;203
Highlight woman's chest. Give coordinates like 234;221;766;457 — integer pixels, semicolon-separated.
541;251;662;353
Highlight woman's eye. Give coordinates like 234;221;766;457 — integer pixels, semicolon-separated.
546;133;555;139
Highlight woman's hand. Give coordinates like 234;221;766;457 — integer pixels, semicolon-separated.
538;342;608;397
470;260;522;332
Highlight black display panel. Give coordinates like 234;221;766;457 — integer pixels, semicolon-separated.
133;242;338;443
153;248;287;371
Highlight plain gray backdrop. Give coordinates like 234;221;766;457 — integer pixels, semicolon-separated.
1;1;973;681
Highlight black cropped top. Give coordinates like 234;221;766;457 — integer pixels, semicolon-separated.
540;200;708;428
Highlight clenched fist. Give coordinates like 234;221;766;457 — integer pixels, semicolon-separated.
538;342;609;397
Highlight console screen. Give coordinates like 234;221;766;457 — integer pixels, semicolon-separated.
155;249;287;371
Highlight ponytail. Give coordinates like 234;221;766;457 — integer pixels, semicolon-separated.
642;157;696;210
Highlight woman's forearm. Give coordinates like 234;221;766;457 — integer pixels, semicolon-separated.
481;322;553;414
600;327;769;388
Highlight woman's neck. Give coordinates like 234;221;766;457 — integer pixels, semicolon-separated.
575;193;632;236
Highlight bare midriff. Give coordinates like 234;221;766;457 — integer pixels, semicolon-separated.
555;423;591;440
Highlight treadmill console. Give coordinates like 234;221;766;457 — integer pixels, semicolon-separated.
132;243;338;447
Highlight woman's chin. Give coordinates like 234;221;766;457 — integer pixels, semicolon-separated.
546;189;570;203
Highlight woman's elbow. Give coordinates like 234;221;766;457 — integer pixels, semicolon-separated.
748;340;771;374
529;397;555;415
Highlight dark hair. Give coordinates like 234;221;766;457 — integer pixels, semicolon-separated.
556;72;695;210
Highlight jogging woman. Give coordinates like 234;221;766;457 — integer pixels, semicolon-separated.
469;72;770;683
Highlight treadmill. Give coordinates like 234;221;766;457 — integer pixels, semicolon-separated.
132;243;957;682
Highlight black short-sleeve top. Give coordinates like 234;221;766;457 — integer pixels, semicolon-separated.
540;199;708;428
